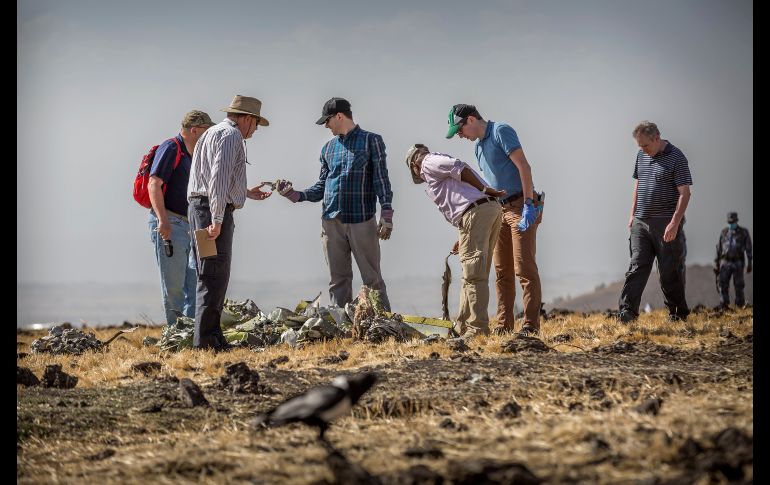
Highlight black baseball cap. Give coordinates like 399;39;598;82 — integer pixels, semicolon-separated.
316;97;352;125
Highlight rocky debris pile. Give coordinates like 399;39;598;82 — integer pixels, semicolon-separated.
179;378;208;407
667;427;753;483
157;296;352;351
216;362;265;394
158;316;196;351
17;366;40;386
131;362;162;376
350;287;423;343
41;364;78;388
31;326;105;355
501;335;553;353
30;325;137;355
157;288;432;352
17;364;78;388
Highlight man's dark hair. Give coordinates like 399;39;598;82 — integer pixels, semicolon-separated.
340;110;353;120
454;104;483;121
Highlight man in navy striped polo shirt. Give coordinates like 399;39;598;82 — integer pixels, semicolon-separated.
618;121;692;323
276;98;393;310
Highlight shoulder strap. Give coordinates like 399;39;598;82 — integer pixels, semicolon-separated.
170;137;184;171
159;138;185;197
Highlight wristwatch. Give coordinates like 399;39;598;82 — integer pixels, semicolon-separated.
524;197;534;205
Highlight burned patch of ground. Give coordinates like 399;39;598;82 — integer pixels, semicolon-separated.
17;324;753;484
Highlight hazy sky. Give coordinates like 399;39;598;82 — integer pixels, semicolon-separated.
18;1;752;303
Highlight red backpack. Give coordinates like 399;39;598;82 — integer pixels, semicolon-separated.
133;137;183;208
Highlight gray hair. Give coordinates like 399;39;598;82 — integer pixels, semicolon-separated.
632;121;660;139
226;113;251;121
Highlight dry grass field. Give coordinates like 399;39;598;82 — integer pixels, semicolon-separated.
17;307;753;484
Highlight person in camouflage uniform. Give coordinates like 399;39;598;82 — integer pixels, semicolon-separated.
714;212;752;307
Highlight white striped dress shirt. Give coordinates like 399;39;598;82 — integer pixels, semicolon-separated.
187;118;248;224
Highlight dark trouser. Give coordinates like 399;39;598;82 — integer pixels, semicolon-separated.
619;217;689;318
188;197;235;349
718;261;745;306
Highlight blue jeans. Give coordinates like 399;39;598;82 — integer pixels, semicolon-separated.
149;211;197;324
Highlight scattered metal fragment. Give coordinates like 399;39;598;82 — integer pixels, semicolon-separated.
17;366;40;386
131;362;162;376
86;449;116;461
41;364;78;389
634;397;663;415
319;350;350;364
179;378;209;407
267;356;289;368
469;373;493;384
501;335;553;354
442;252;453;321
404;446;444;459
447;458;542;484
422;334;443;345
447;338;470;353
30;326;138;355
218;362;261;394
142;336;159;347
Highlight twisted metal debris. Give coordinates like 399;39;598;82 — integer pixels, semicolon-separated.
156;288;450;352
31;326;138;355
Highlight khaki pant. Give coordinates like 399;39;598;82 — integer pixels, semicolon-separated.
321;217;391;311
494;197;542;330
456;201;503;333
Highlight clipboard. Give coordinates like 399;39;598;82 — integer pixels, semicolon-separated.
194;229;218;259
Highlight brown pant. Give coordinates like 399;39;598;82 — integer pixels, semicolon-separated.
456;201;503;333
494;197;542;330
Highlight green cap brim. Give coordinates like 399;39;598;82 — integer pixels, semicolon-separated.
446;123;460;139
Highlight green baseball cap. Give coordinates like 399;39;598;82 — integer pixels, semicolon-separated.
445;104;477;139
446;107;463;139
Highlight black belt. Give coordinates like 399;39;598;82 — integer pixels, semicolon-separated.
500;191;523;205
463;196;498;217
150;208;189;222
190;195;235;211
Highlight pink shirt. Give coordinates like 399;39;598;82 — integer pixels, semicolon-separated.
420;153;490;227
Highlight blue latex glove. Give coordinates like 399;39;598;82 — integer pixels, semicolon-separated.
517;200;538;232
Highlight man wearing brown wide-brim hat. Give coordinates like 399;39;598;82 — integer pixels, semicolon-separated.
187;94;273;351
221;95;270;126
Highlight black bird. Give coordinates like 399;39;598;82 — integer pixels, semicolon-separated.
254;371;377;441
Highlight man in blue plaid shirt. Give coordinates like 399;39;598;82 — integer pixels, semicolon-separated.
277;98;393;310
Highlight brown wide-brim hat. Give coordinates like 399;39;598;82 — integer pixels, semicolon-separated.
221;95;270;126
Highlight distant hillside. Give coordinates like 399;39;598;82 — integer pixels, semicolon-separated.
550;264;753;311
